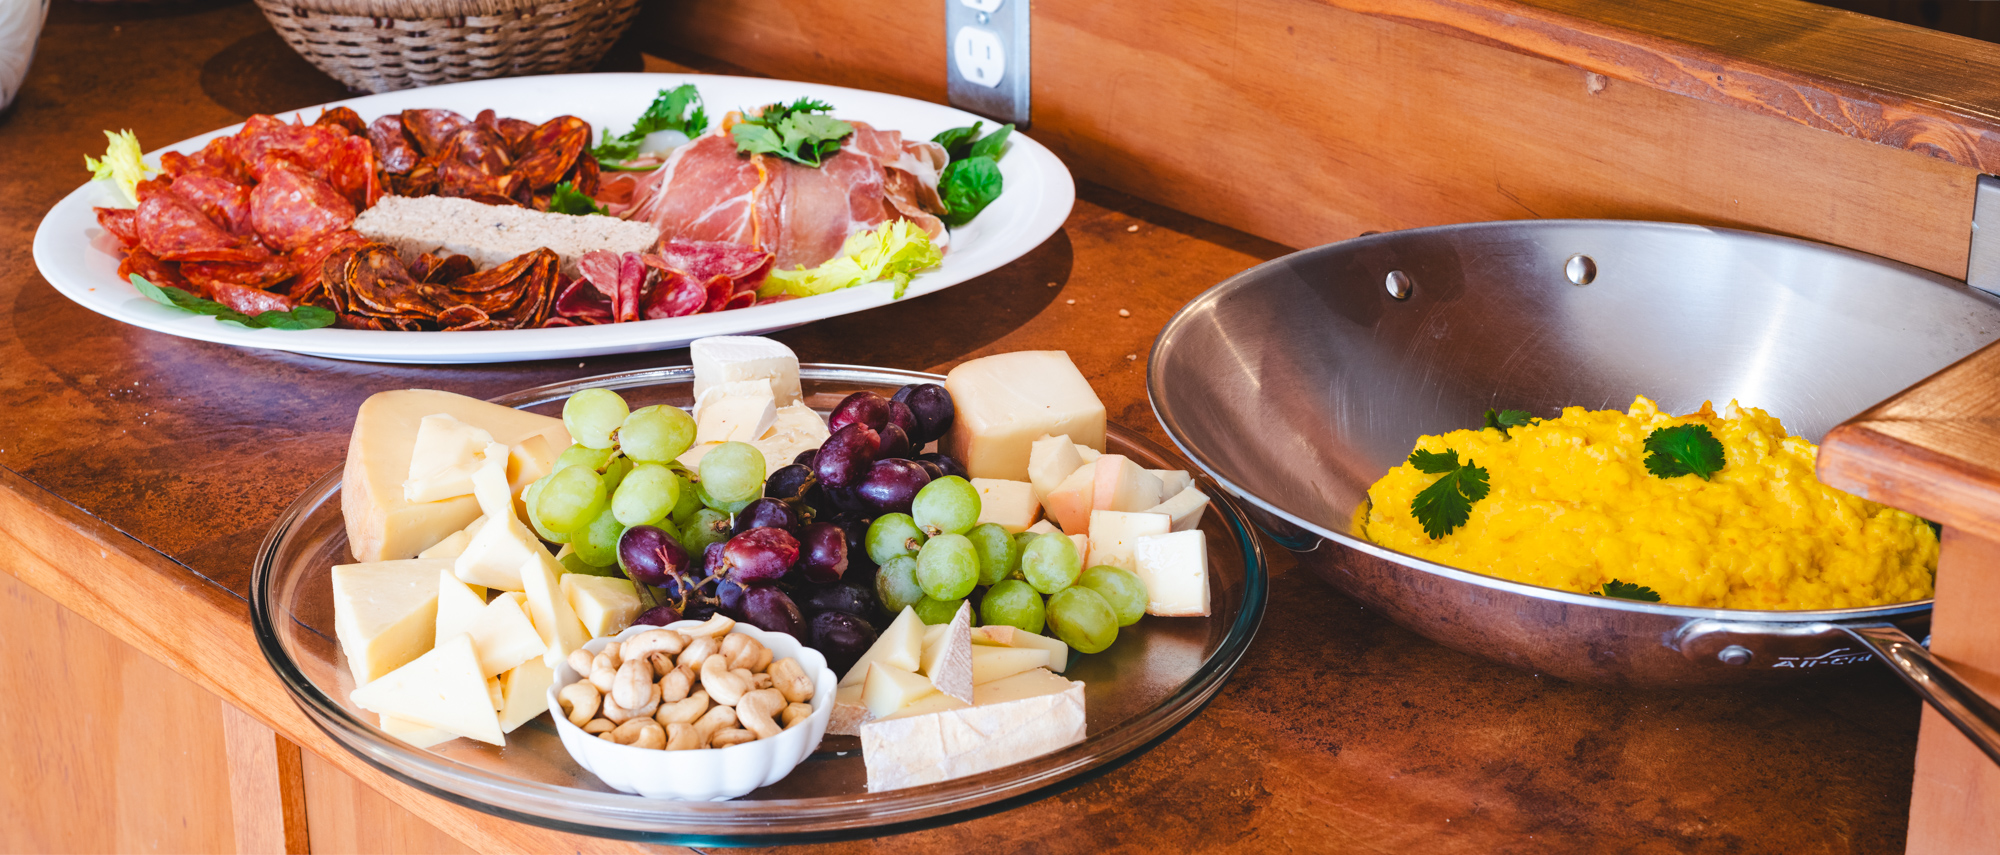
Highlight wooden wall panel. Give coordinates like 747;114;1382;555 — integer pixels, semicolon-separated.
299;752;476;855
0;570;238;855
1906;530;2000;854
652;0;1980;278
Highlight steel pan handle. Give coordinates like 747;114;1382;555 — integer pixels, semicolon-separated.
1842;624;2000;767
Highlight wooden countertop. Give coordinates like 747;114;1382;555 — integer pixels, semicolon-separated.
0;1;1935;852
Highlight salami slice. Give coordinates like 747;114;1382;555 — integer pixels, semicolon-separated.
553;277;612;323
137;193;269;263
324;135;381;211
96;207;141;247
314;106;368;137
441;124;512;174
168;174;254;236
134;175;175;203
250;167;357;251
640;268;707;319
117;246;191;289
368;115;421;175
207;282;297;315
400;109;471;157
181;257;296;292
287;229;369;296
508;115;590;191
238;115;351;180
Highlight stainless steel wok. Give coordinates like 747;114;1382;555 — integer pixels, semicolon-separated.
1147;219;2000;762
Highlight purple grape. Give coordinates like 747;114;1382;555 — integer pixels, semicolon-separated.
886;401;918;439
916;452;966;480
857;458;932;515
810;610;878;676
828;391;891;433
716;577;746;616
733;497;802;536
794;448;820;466
795;521;850;583
799;580;876;618
876;423;912;460
634;604;682;627
617;525;691;588
740;584;806;639
913;459;946;481
893;384;955;445
682;597;720;621
828;513;877;571
814;422;880;488
721;527;800;582
703;541;727;579
764;463;818;504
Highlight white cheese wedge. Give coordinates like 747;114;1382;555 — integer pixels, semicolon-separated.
922;622;948;650
452;445;547;592
1132;530;1211;616
520;551;591;668
969;625;1071;672
944;351;1107;481
863;662;939;718
971;478;1040;533
770;403;830;443
1027;434;1087;502
402;415;496;503
839;606;925;687
486;675;505;710
828;684;869;737
434;569;488;645
1025;519;1060;535
878;690;970;721
676;442;720;471
497;657;554;733
1146;486;1212;533
747;403;831;475
919;602;974;703
332;558;450;686
1069;533;1091;568
860;670;1086;792
343;389;568;562
1152;469;1193;498
379;715;456;749
971;645;1051;685
692;378;777;422
695;389;778;445
350;633;504;746
1085;510;1171;572
506;433;560;497
417;517;484;560
1091;455;1164;513
461;592;548;677
691;336;802;408
1042;464;1097;534
1074;444;1102;463
561;574;643;638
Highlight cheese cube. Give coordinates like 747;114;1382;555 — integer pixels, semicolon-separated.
860;671;1085;792
417;517;484;560
561;574;643;638
461;592;548;677
971;478;1040;533
1085;511;1171;572
520;551;591;668
1074;444;1102;463
944;351;1106;481
402;415;496;503
1152;469;1193;498
350;633;504;746
1092;455;1163;513
332;558;450;685
973;666;1078;704
453;445;548;591
1069;534;1091;569
1146;486;1212;533
840;606;925;687
693;378;776;422
434;569;488;645
379;715;456;749
749;403;831;476
497;657;555;733
1132;531;1211;616
343;389;568;562
506;433;561;496
920;602;974;703
1026;519;1060;535
1042;465;1097;534
694;386;777;445
828;684;869;736
486;675;505;710
970;625;1071;672
1028;435;1087;502
863;662;939;718
691;336;802;408
971;645;1051;684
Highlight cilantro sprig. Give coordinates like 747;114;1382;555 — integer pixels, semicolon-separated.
547;181;606;216
732;98;853;167
1407;449;1490;540
1594;579;1662;602
1483;408;1536;439
130;274;335;330
1643;424;1726;480
591;84;709;164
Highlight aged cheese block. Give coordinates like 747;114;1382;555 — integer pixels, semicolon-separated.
944;351;1106;481
1133;530;1211;616
920;602;974;703
332;558;450;686
350;633;504;745
840;606;924;687
417;517;483;560
971;478;1040;533
497;657;554;733
344;389;568;563
1027;434;1087;502
860;669;1086;791
561;574;642;638
1146;486;1211;533
379;715;457;749
520;550;590;668
692;336;802;408
1085;510;1171;572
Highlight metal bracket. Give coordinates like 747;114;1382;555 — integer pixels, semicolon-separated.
1965;174;2000;296
945;0;1031;127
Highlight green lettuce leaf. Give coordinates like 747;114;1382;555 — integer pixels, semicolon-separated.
758;220;943;300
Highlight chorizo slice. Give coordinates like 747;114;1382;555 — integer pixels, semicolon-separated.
249;167;357;252
137;193;269;263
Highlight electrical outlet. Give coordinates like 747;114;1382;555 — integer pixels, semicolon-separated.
946;0;1029;126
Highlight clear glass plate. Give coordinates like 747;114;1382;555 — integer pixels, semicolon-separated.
251;365;1268;845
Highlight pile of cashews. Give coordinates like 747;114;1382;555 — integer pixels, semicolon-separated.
557;615;817;751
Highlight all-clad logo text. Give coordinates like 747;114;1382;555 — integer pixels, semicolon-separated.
1772;647;1872;668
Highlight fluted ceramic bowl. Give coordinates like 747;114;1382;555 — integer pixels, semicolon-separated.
549;621;837;801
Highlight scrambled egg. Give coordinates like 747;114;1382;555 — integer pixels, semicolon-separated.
1360;396;1937;610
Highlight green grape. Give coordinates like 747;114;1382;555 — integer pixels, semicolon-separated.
563;388;629;450
668;468;703;525
676;508;733;557
965;523;1020;586
612;463;679;526
875;555;925;614
558;549;619;576
553;443;615;474
915;534;978;600
1021;532;1082;594
619;405;697;463
1078;565;1148;627
865;513;928;565
571;506;624;567
911;476;981;536
601;455;634;495
913;595;966;626
699;441;766;504
1011;532;1038;578
536;465;607;534
522;476;571;543
1046;586;1119;654
979;579;1046;634
695;480;753;514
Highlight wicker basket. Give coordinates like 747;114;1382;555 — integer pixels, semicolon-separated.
255;0;641;93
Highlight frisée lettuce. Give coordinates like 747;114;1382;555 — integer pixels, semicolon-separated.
758;220;942;300
85;130;153;207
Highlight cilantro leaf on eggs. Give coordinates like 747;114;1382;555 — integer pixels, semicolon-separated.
1643;424;1727;480
1595;579;1663;602
1483;408;1537;439
1407;448;1461;474
1407;449;1489;539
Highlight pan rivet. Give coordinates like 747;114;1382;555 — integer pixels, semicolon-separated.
1564;254;1597;286
1385;270;1413;300
1718;645;1753;666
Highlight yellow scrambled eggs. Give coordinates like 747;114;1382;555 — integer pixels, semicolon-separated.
1360;396;1937;610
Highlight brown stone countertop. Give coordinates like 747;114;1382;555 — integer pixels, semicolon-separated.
0;1;1925;852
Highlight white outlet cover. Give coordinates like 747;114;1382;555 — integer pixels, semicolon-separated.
961;0;1003;11
953;26;1006;88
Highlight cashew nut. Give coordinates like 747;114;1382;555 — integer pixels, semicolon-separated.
583;718;616;735
658;668;693;703
656;689;709;726
589;659;618;694
676;635;719;671
621;629;688;663
611;658;656;711
721;633;772;672
750;672;775;691
558;681;601;727
647;652;678;676
664;722;702;751
709;728;758;748
681;614;735;638
601;681;660;724
600;642;623;666
781;702;814;729
566;648;596;678
611;718;667;750
692;702;737;743
701;654;751;706
768;658;815;704
735;688;786;740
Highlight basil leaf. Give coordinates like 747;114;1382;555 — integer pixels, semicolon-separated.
969;122;1013;160
932;122;984;161
547;181;607;216
129;274;336;331
939;155;1003;226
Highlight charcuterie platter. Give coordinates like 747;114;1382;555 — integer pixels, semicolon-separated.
33;74;1074;364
